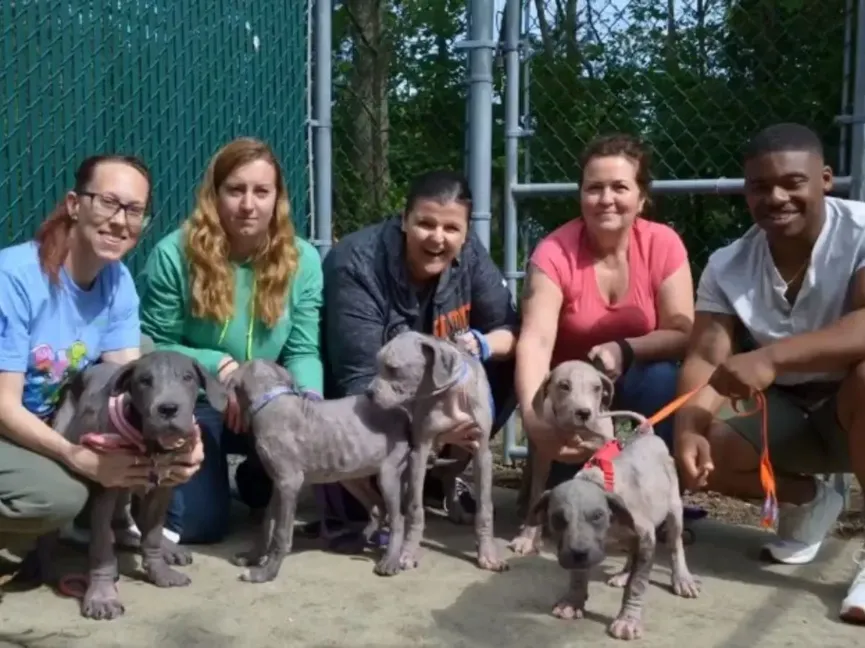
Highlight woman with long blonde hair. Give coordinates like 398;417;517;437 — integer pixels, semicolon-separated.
138;137;323;546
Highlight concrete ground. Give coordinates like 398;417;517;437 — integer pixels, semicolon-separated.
0;487;863;648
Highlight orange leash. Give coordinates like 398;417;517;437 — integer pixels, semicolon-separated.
643;386;778;530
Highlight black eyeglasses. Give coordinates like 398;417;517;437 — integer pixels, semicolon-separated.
78;191;150;229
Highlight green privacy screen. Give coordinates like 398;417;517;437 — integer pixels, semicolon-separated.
1;1;311;278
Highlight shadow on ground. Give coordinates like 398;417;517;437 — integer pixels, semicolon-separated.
1;486;862;648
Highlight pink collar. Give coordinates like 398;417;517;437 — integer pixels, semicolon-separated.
80;395;147;455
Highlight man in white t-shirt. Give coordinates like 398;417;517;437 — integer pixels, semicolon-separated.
674;122;865;624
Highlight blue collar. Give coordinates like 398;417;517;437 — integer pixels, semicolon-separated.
248;385;300;417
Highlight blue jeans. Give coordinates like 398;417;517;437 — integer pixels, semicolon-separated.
164;404;272;544
546;360;679;489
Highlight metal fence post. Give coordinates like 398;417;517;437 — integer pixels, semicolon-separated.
312;0;334;259
458;0;496;250
848;0;865;202
502;0;522;465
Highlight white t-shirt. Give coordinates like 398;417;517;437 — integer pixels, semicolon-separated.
696;196;865;386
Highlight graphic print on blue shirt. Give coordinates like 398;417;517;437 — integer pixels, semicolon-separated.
0;241;141;421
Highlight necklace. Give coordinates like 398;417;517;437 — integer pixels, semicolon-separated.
780;258;809;288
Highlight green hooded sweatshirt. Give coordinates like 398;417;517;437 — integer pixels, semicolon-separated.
138;228;323;394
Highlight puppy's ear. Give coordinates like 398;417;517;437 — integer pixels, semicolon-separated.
604;491;634;529
531;372;553;420
599;373;615;410
420;337;462;393
192;359;229;413
106;361;137;397
528;489;552;526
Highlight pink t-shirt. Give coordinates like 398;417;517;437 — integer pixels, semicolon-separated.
530;217;688;367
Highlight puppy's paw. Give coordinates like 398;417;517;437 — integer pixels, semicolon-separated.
232;550;267;568
606;570;629;588
144;563;191;588
399;549;420;571
671;570;700;598
477;541;509;572
608;614;643;640
240;562;280;584
82;582;125;621
373;555;402;577
161;538;193;566
552;596;585;620
508;526;541;556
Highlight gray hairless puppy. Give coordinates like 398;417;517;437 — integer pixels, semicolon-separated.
529;413;700;641
510;360;619;556
226;359;416;581
43;351;227;620
366;331;508;572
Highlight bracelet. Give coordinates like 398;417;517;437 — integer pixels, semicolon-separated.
615;339;635;374
469;328;491;362
301;389;323;401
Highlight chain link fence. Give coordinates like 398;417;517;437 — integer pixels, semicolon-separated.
0;0;311;277
512;0;854;270
329;0;472;237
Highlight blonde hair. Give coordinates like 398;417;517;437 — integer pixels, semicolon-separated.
184;137;298;328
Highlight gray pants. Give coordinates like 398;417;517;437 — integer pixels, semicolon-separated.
0;436;88;550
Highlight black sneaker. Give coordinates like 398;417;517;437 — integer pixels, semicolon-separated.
443;476;477;517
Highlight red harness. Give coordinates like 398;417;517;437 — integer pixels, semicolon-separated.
583;439;623;491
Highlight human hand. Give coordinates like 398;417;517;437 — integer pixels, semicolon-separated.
152;428;205;486
522;410;591;464
64;445;153;489
217;356;243;433
453;329;491;362
587;342;624;380
674;428;714;491
708;348;777;402
436;421;482;452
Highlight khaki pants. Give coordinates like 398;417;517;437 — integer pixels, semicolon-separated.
0;436;88;551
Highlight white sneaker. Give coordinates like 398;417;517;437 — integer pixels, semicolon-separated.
840;547;865;624
762;478;844;565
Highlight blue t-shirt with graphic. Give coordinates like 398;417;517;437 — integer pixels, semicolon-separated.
0;241;141;420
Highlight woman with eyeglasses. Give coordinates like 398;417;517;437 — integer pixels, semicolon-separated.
0;155;204;587
137;137;323;546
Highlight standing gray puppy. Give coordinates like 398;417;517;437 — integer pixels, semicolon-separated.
227;360;413;581
48;351;228;620
511;360;618;555
529;424;700;641
366;331;508;572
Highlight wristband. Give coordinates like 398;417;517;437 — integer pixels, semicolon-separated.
615;339;635;374
301;389;323;401
469;328;491;362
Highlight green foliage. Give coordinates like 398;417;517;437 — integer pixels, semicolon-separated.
332;0;852;273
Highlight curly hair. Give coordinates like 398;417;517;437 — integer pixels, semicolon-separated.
183;137;298;328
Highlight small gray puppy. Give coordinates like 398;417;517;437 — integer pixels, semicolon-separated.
47;350;228;621
511;360;618;555
366;331;508;572
227;359;414;581
529;426;700;641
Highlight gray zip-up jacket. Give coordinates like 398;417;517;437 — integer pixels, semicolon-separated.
321;216;519;433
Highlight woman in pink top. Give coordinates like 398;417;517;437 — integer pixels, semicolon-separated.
511;134;696;552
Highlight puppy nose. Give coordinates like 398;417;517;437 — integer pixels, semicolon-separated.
157;402;180;419
570;549;590;564
575;408;591;421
